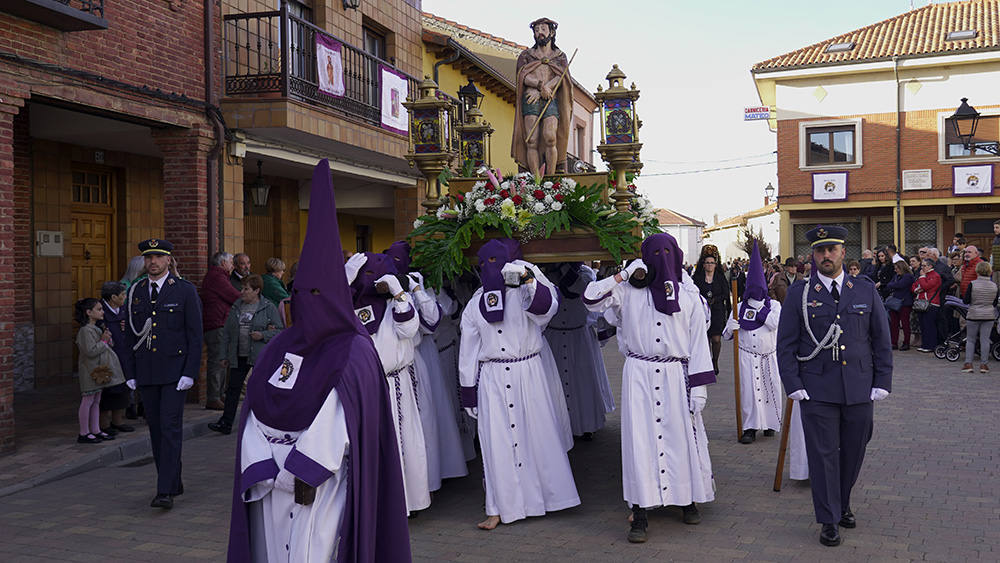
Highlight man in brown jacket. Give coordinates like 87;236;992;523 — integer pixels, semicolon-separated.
769;257;803;303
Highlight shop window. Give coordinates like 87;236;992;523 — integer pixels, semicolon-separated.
793;222;861;261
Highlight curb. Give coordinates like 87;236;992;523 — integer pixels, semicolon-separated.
0;419;214;499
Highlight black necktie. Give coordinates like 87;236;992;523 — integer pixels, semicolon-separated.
151;283;159;304
830;280;840;301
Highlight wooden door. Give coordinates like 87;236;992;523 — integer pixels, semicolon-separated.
71;211;114;303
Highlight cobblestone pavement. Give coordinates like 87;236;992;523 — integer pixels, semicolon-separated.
0;341;997;562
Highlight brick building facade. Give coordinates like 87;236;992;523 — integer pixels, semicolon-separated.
752;1;1000;260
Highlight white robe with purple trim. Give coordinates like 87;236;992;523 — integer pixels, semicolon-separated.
722;301;783;432
240;390;349;563
544;265;614;436
459;269;581;523
369;296;430;514
585;275;716;508
434;289;477;461
411;288;468;490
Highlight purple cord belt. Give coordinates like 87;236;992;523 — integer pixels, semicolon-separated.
477;352;540;379
625;352;688;364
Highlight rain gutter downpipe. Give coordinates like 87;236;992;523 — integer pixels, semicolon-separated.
433;47;461;85
205;0;225;258
894;56;903;250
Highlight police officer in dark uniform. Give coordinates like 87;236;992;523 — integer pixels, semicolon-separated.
123;239;203;509
776;225;892;547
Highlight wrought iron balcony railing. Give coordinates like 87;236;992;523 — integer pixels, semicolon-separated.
224;7;419;132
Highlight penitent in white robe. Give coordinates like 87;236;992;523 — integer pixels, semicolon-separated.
241;390;349;563
544;265;614;436
434;289;477;461
585;275;716;509
411;288;468;491
370;296;431;514
460;271;581;523
721;301;784;432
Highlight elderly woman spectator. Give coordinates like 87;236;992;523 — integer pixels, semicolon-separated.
261;257;290;307
912;259;943;353
886;261;915;351
98;282;134;435
961;261;998;374
208;275;284;435
200;252;242;410
120;256;146;288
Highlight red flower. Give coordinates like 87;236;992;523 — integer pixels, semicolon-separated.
533;189;546;200
610;180;617;187
486;184;495;192
554;193;564;202
512;195;523;205
553;182;561;190
500;189;509;199
456;193;465;202
484;197;495;206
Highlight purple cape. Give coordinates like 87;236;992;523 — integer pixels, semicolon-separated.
227;159;410;563
738;240;772;331
641;233;683;316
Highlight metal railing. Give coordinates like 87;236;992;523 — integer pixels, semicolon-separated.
54;0;104;18
223;6;420;132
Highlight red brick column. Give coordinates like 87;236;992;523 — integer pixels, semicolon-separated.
0;86;27;453
152;125;215;405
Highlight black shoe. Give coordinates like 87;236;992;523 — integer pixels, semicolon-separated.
77;434;101;444
627;507;648;543
110;423;135;432
839;509;856;528
100;427;119;436
899;344;910;351
150;494;173;509
763;429;775;437
738;429;757;444
581;432;594;442
125;406;138;420
96;432;115;441
682;503;701;525
820;523;841;546
208;421;232;435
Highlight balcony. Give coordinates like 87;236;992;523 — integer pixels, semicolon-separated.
223;8;419;132
4;0;107;31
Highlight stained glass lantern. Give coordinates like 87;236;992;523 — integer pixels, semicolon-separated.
404;76;459;212
455;80;494;169
595;65;640;145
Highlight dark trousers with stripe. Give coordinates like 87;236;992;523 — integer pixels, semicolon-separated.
139;383;186;495
799;399;873;524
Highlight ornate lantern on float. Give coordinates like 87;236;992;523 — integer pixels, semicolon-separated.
404;76;459;213
594;65;643;212
455;79;494;170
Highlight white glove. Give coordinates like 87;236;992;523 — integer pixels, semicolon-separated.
464;406;478;419
621;258;647;281
725;317;740;333
788;389;810;401
375;274;404;297
501;263;527;280
274;468;296;494
344;253;368;285
689;386;707;414
870;388;889;401
126;379;136;390
407;272;425;291
176;376;194;391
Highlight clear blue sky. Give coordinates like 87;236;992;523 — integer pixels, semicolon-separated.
423;0;926;224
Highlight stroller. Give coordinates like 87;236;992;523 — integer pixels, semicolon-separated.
933;295;1000;361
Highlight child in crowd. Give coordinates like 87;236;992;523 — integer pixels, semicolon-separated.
74;298;126;444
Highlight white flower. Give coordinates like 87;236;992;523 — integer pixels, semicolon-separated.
563;178;577;189
544;194;554;204
477;165;490;176
543;181;553;189
551;201;563;211
473;181;487;190
475;200;487;212
413;219;424;229
579;196;585;202
533;202;546;213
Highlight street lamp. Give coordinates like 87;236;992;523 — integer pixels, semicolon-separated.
455;79;493;170
404;76;459;213
249;160;271;208
950;97;999;155
764;182;775;202
594;64;643;212
457;79;485;115
342;0;360;10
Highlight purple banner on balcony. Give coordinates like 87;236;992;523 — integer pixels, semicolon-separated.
380;64;409;136
316;34;345;98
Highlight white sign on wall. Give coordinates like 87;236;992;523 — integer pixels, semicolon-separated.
744;106;771;121
902;169;932;190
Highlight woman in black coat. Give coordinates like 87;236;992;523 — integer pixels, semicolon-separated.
692;247;732;374
875;249;895;299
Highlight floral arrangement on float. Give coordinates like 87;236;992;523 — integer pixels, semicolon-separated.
408;165;661;288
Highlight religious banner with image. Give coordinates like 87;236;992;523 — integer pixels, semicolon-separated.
315;34;345;98
380;64;409;136
952;164;993;196
811;171;848;201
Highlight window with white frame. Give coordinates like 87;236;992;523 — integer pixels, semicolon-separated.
945;115;999;158
799;119;863;169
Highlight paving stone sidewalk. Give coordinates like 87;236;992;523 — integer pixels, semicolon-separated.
0;342;997;562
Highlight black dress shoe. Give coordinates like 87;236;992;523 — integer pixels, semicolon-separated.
682;503;701;525
208;421;232;435
899;344;910;351
100;427;119;436
627;507;648;543
738;429;757;444
111;423;135;432
96;432;115;441
763;429;775;437
839;509;856;528
150;494;173;509
77;434;101;444
820;523;841;546
581;432;594;442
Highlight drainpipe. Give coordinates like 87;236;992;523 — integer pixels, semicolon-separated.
893;56;903;251
205;0;225;258
433;47;460;85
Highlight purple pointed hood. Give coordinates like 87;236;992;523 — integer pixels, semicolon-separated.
349;253;396;335
739;240;771;330
641;233;683;316
478;239;515;323
385;241;411;275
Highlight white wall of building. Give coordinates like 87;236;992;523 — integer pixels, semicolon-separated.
660;224;703;265
702;210;780;261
